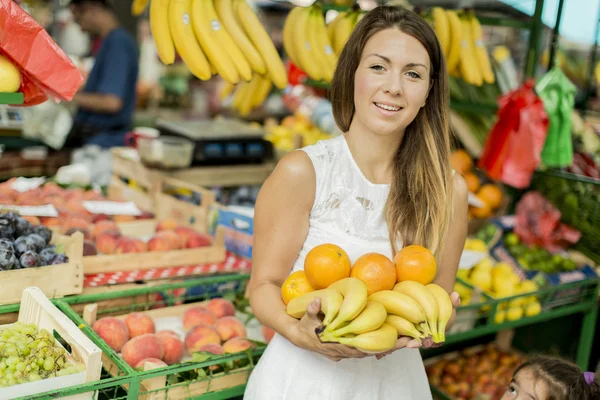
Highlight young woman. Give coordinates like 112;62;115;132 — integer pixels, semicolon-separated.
244;5;468;399
502;356;600;400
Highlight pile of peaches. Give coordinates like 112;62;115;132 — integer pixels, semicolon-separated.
92;298;254;369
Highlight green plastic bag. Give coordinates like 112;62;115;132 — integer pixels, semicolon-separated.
535;66;576;167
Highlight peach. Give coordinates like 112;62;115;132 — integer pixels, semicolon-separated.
215;316;247;341
137;211;155;220
155;230;181;250
22;216;40;226
83;190;105;201
124;312;155;337
92;220;120;238
206;298;236;319
174;226;196;247
156;218;179;232
41;182;62;197
157;330;179;337
61;217;90;234
135;357;167;370
262;326;275;343
66;198;87;214
91;214;110;223
92;317;130;352
223;338;254;354
185;324;221;353
115;237;147;254
156;331;184;365
185;232;213;249
183;307;217;331
40;217;60;227
147;236;171;252
96;233;120;254
121;334;164;367
197;343;224;355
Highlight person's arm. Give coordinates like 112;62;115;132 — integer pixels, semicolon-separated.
73;92;123;114
248;151;368;361
433;173;469;329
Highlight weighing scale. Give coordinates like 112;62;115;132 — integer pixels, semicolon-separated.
156;119;274;166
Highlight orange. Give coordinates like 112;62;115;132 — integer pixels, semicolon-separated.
304;244;351;289
470;201;492;219
463;172;481;193
394;245;437;285
450;150;473;175
350;253;397;295
477;184;503;209
281;271;315;305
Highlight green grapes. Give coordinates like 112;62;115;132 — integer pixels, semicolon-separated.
0;322;85;387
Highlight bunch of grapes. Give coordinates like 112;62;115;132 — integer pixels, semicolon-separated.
0;322;85;388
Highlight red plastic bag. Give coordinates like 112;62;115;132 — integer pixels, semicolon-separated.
0;0;83;105
478;80;549;188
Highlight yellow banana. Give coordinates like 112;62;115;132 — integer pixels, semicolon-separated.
445;10;462;74
235;0;288;89
232;81;248;112
334;323;397;354
325;278;368;332
368;290;427;327
150;0;175;65
239;75;262;116
459;15;482;86
313;7;338;81
191;0;239;84
283;7;302;67
327;11;343;45
385;314;423;343
219;82;235;101
333;11;357;55
132;0;149;16
291;7;322;81
214;0;266;75
169;0;211;80
470;14;494;84
393;281;439;340
324;301;386;338
307;7;332;82
432;7;449;58
426;284;453;343
252;75;272;108
286;288;343;327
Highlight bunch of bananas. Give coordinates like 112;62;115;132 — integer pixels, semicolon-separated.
430;8;494;86
283;6;364;83
286;278;453;353
134;0;287;89
220;74;273;117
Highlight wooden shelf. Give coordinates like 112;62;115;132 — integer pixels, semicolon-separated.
0;92;24;105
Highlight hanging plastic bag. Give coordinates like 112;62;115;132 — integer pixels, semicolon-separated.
478;80;549;188
0;0;83;106
535;66;577;167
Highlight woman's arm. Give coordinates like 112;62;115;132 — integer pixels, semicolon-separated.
248;151;367;361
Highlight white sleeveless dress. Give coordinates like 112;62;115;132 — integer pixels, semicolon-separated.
244;135;432;400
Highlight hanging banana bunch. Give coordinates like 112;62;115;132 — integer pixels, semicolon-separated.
228;74;273;117
147;0;288;89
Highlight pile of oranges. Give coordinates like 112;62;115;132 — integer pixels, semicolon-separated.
451;149;503;220
281;244;438;305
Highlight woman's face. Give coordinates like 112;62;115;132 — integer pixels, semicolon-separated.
501;369;549;400
352;28;432;138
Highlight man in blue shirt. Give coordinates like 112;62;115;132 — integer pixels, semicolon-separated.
66;0;139;148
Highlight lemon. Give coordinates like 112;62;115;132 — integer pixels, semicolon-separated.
506;307;524;321
525;301;542;317
0;55;21;93
494;310;506;324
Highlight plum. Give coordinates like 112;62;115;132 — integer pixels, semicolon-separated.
26;234;46;252
0;249;18;270
0;239;14;252
0;218;15;240
1;212;19;223
13;236;34;255
19;251;40;268
32;225;52;244
39;247;57;265
51;254;69;265
15;217;32;237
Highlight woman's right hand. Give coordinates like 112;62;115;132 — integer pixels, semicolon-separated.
289;298;370;362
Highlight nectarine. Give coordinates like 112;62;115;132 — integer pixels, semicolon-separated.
121;334;164;367
223;338;254;354
183;307;217;331
185;324;221;353
156;218;179;232
206;298;236;319
156;331;184;365
92;317;130;352
215;316;247;341
124;313;155;337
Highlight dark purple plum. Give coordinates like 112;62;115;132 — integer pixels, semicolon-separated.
32;225;52;244
13;236;34;255
50;254;69;265
19;251;40;268
15;217;32;237
0;218;15;240
1;212;19;223
0;249;18;270
0;239;13;252
39;247;56;265
26;234;46;252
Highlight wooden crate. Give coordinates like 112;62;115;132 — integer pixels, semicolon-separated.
107;175;154;212
83;224;226;275
2;287;102;400
83;302;256;400
0;232;84;305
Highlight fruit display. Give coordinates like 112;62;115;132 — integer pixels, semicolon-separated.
92;298;254;369
0;322;85;388
426;344;526;400
502;232;577;274
146;0;287;90
282;244;454;352
0;211;68;270
263;114;334;154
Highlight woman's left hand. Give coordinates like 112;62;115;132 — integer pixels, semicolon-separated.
375;291;461;360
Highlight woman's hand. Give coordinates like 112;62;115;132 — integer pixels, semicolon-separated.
375;291;461;359
289;298;370;362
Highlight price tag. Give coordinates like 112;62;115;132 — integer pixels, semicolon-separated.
0;204;58;217
83;201;142;216
10;177;46;193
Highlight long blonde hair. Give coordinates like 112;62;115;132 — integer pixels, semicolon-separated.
329;6;453;257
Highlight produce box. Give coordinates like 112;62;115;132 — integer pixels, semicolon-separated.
212;205;253;259
0;215;84;305
78;279;267;400
107;175;153;212
0;287;102;400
